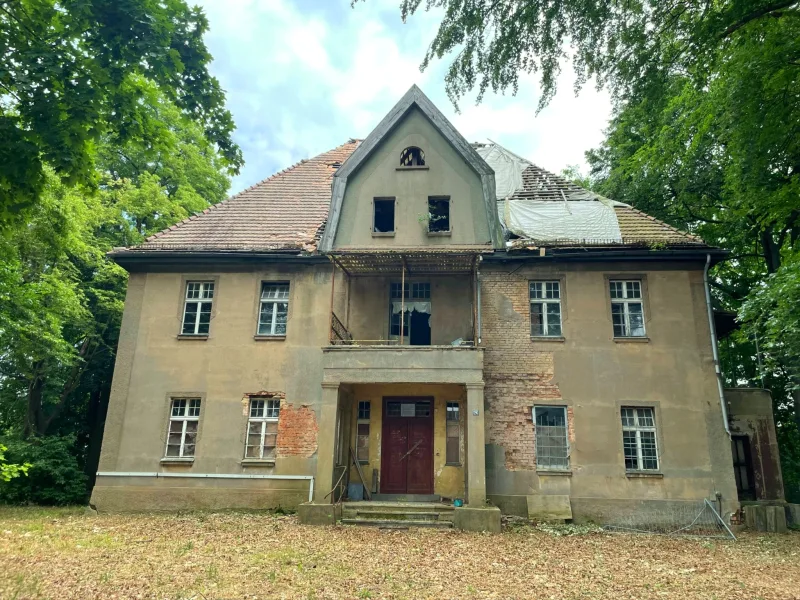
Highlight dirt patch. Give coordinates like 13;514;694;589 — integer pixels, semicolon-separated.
1;508;798;599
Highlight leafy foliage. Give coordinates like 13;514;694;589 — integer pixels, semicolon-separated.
0;444;30;483
0;0;243;222
0;436;87;505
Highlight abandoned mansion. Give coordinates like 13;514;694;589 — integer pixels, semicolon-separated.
91;86;784;531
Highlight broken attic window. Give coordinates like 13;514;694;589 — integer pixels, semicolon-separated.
427;196;450;232
400;146;425;167
373;197;395;233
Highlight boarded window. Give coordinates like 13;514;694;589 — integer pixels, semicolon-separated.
373;197;395;233
427;196;450;232
446;402;460;464
534;406;569;469
357;401;370;462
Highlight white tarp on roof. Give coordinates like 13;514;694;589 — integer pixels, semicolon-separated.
504;198;623;243
476;142;531;199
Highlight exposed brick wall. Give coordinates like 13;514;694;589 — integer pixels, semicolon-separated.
481;267;567;471
276;404;319;458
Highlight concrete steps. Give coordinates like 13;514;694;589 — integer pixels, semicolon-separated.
341;501;455;529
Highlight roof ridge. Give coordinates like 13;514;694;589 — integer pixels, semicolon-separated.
146;140;359;243
617;205;703;242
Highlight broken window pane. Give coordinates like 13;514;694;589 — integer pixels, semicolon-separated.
427;197;450;232
400;146;425;166
534;406;569;469
373;198;395;232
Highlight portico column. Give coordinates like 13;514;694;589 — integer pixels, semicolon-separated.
465;382;487;505
313;382;340;503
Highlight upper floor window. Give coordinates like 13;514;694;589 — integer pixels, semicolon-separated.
258;283;289;336
427;196;450;233
400;146;425;167
166;398;201;458
373;197;395;233
245;397;280;460
530;281;562;337
182;281;214;335
610;280;645;337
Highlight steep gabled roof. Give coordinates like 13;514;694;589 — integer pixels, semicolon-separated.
128;140;360;252
317;85;505;251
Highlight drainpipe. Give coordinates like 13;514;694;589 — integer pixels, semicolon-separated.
704;254;731;437
476;256;483;345
96;472;315;503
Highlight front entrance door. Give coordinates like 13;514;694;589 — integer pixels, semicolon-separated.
380;398;434;494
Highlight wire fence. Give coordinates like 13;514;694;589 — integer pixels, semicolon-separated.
603;499;736;540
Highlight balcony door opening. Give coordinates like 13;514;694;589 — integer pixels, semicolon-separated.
389;282;431;346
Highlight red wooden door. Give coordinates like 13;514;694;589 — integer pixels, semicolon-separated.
380;399;434;495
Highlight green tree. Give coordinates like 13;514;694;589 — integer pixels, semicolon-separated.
0;0;242;222
0;444;30;482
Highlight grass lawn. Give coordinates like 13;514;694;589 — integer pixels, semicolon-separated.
0;508;798;599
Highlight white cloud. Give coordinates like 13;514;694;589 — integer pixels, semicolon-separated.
195;0;612;193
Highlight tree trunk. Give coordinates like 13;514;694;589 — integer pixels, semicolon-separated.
84;386;110;491
23;371;45;437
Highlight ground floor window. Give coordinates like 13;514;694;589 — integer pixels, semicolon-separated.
446;402;461;465
166;398;201;458
621;407;659;470
357;401;370;462
245;397;280;459
534;405;569;469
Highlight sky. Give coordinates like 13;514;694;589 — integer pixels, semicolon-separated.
194;0;613;195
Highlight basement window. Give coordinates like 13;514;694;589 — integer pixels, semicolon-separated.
427;196;450;233
373;197;395;233
400;146;425;167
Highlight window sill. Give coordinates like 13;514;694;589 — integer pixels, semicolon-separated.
613;337;650;343
445;463;463;467
531;336;566;343
241;459;276;467
537;469;572;476
395;166;429;171
626;471;663;479
371;231;395;237
253;335;286;341
160;457;194;465
177;334;208;341
427;230;452;237
358;460;370;465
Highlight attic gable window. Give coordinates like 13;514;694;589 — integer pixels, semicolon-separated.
400;146;425;167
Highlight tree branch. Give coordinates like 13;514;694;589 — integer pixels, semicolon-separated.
721;0;800;38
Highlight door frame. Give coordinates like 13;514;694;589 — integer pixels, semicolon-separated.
380;396;435;494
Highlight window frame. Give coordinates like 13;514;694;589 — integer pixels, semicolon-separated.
180;281;215;336
620;406;660;472
445;401;461;465
372;197;396;235
427;196;451;234
244;396;281;461
164;398;202;459
356;400;371;464
388;281;431;343
529;280;563;338
608;278;647;338
533;405;570;471
257;282;290;337
399;146;426;168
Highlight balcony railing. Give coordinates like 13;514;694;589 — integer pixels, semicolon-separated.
330;313;353;345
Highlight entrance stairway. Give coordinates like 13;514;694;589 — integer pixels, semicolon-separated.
341;501;455;529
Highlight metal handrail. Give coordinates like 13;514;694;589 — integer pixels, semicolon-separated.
330;312;353;345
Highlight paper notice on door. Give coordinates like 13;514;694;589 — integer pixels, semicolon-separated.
401;403;415;417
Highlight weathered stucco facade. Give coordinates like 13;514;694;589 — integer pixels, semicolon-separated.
91;85;773;528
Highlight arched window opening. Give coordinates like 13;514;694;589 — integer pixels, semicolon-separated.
400;146;425;167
